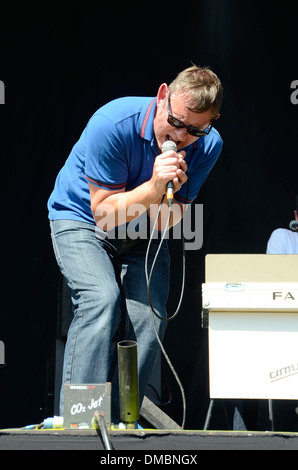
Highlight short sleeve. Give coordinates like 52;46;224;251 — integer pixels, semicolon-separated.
266;229;287;254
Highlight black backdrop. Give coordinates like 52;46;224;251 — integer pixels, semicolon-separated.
1;1;298;430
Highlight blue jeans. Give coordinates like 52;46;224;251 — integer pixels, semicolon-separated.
50;220;170;421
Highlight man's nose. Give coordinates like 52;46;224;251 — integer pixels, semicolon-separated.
175;127;188;140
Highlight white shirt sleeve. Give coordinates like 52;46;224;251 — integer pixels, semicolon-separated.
266;228;298;254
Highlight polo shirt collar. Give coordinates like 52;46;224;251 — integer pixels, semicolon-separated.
138;98;157;142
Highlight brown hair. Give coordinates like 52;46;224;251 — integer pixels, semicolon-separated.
169;65;223;116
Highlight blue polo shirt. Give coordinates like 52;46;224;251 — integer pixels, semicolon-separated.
48;96;223;224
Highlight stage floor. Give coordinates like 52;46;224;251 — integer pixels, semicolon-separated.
0;428;298;451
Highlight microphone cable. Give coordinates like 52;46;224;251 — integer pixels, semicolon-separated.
144;179;190;429
145;198;186;322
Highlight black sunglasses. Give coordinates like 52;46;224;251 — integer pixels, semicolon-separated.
167;93;215;138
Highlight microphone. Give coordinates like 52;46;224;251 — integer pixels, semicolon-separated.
289;220;298;231
162;140;177;205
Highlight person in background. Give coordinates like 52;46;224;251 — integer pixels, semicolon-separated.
266;196;298;254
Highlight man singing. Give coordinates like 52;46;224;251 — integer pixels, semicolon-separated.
48;65;223;421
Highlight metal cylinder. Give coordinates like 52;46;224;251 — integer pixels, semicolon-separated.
117;340;139;424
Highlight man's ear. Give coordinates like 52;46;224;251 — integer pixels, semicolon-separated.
156;83;169;107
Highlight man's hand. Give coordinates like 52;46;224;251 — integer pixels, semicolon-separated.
151;148;188;197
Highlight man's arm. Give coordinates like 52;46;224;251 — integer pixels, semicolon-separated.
88;149;188;231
